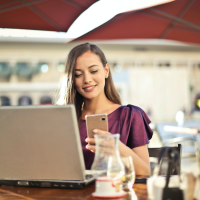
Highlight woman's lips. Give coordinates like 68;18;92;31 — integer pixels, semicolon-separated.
83;85;96;92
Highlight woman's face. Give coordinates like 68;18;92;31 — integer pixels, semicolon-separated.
74;51;109;100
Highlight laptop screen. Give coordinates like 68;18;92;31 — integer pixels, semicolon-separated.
0;105;85;181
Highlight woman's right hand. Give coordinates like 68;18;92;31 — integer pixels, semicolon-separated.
85;129;115;155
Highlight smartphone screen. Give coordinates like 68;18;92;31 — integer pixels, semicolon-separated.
85;113;108;138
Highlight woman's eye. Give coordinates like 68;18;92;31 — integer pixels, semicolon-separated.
75;74;82;77
91;70;98;74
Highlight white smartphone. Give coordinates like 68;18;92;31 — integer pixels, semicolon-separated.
85;113;108;138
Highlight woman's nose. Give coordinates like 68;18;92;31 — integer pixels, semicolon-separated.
84;73;92;83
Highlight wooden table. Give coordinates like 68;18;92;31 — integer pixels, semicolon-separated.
0;183;148;200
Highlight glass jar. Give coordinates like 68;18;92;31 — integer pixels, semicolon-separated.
91;134;126;198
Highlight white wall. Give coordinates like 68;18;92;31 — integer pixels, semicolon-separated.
129;67;190;121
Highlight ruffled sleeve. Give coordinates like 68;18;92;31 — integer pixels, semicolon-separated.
117;104;153;149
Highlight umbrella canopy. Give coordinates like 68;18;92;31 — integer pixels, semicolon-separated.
75;0;200;45
0;0;98;32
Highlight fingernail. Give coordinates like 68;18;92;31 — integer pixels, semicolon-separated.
86;145;89;149
85;138;90;142
93;129;97;133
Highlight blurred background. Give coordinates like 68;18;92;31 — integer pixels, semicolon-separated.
0;0;200;174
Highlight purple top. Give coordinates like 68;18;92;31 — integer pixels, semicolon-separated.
79;104;153;169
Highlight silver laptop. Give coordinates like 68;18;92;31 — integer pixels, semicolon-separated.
0;105;95;189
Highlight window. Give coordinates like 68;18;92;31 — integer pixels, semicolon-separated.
0;96;11;106
18;96;32;106
40;96;52;105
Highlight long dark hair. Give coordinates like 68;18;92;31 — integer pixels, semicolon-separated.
55;43;121;122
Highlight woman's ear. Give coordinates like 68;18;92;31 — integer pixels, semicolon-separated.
105;63;109;78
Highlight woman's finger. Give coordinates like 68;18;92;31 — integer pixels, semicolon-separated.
85;137;95;144
86;144;95;152
93;129;110;135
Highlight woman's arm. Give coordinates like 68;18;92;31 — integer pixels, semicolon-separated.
119;142;150;177
85;129;151;177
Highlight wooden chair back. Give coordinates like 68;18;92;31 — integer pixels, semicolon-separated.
148;144;182;175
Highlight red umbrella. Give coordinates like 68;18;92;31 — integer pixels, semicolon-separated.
0;0;98;32
75;0;200;45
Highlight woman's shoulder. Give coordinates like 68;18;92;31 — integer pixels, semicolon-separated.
126;104;147;115
112;104;145;115
109;104;151;123
119;105;153;139
108;104;141;114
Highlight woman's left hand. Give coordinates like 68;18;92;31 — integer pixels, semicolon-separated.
85;129;111;153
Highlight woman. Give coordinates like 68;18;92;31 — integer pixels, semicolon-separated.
56;43;153;176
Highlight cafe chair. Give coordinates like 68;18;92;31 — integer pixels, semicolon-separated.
155;122;200;174
163;125;200;173
148;144;182;175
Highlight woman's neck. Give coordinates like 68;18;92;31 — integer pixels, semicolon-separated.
82;93;114;118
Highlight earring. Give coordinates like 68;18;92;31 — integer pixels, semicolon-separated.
106;75;108;79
